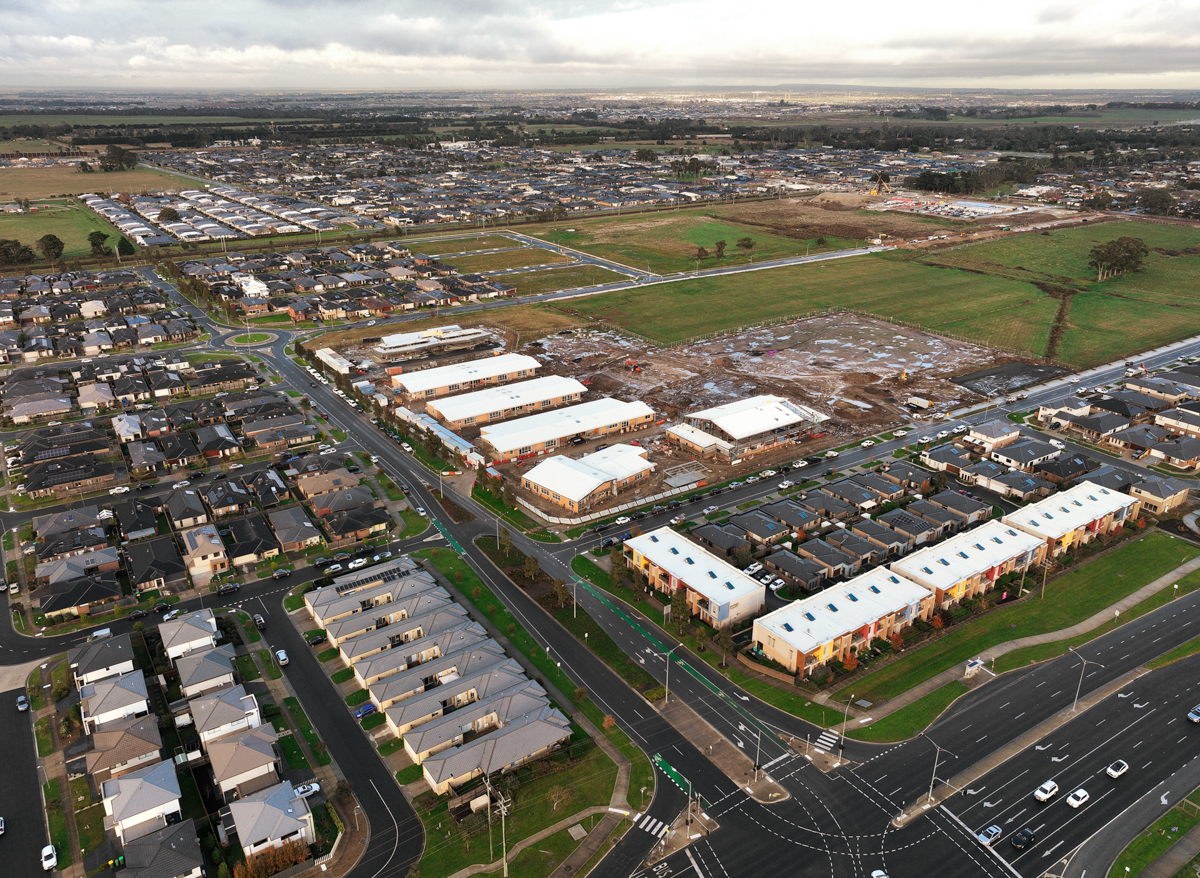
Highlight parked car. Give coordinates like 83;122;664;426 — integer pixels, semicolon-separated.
109;486;131;495
702;505;719;515
415;507;427;517
229;463;244;470
16;694;28;711
326;563;344;573
861;440;875;447
127;608;150;620
615;516;632;525
295;782;321;798
42;844;57;872
348;558;368;570
216;583;239;596
272;569;292;579
670;515;686;526
313;557;332;568
276;650;289;667
162;609;181;622
153;602;171;613
1049;439;1065;449
172;481;190;489
253;614;266;630
778;480;794;489
333;553;351;561
308;633;328;647
212;472;228;481
137;483;155;490
728;481;744;488
824;450;839;458
760;470;777;477
355;703;377;719
745;562;763;574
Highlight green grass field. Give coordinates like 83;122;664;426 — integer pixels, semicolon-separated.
847;681;970;742
443;247;574;274
838;533;1198;704
530;211;853;274
417;234;523;256
0;202;125;259
233;333;271;343
0;165;195;200
500;263;631;295
567;250;1050;347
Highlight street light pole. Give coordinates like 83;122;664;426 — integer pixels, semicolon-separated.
1070;648;1104;712
662;644;681;703
925;735;954;804
839;693;854;758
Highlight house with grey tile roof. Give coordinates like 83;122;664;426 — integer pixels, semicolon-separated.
851;518;912;557
177;644;237;698
370;641;508;711
267;506;322;553
306;568;437;628
160;608;219;663
404;685;551;763
120;817;203;878
1131;477;1190;515
81;671;150;732
383;660;527;737
69;632;136;688
166;489;208;529
990;438;1061;471
795;538;860;578
762;550;828;592
101;759;182;843
325;589;456;648
223;781;314;859
352;620;489;688
190;684;261;747
876;508;941;545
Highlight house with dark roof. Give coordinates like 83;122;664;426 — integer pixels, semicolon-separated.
825;530;883;566
323;506;393;542
1148;436;1200;470
926;490;992;525
851;518;912;557
1033;453;1101;484
266;506;322;553
798;490;857;521
204;481;253;518
762;549;827;592
795;538;860;578
761;499;819;535
1080;465;1140;492
1130;477;1190;515
226;514;280;568
909;499;968;534
876;508;942;545
119;817;203;878
79;714;163;784
177;643;237;698
310;485;375;518
990;471;1056;501
25;459;116;499
158;433;202;468
33;505;104;538
990;438;1061;471
876;460;935;491
37;525;109;562
691;523;751;559
824;479;885;512
116;498;159;541
246;468;289;507
40;573;122;619
920;444;974;475
124;535;187;594
725;510;790;546
69;633;136;687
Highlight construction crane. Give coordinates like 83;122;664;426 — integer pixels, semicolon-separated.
869;171;893;195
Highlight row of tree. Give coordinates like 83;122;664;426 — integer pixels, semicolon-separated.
1087;236;1150;281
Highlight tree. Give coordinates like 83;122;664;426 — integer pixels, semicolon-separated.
1083;191;1114;210
551;578;570;608
523;554;541;585
630;569;646;602
1139;189;1177;216
695;627;709;652
548;785;572;811
87;230;111;256
1088;236;1149;281
158;206;181;223
732;543;753;570
0;238;36;266
736;237;755;257
716;626;734;667
499;527;513;556
934;471;948;492
670;586;689;634
843;650;858;671
116;236;135;257
695;246;709;262
36;234;64;262
634;148;658;163
713;239;727;259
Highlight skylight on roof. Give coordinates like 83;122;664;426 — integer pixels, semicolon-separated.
708;571;717;579
670;546;679;554
804;613;815;622
686;557;694;565
650;534;659;542
783;622;794;632
923;567;932;574
848;593;858;602
871;584;881;593
828;603;838;612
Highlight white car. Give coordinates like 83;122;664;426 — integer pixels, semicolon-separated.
326;563;344;573
760;470;777;477
319;448;337;455
745;475;760;483
702;505;719;515
670;514;686;525
276;650;289;667
109;486;131;495
295;781;321;798
1066;789;1089;809
745;562;763;574
1034;780;1058;802
229;463;244;470
778;480;794;489
163;609;180;621
793;460;809;468
42;844;57;872
348;558;367;570
893;430;909;437
1049;439;1065;449
1107;760;1129;779
614;516;632;525
172;481;190;489
1069;376;1081;384
367;320;377;326
415;507;427;517
935;431;950;440
318;444;331;451
952;425;968;434
824;450;840;458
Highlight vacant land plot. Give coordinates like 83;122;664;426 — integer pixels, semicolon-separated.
503;263;630;294
443;247;574;274
417;234;521;256
317;303;587;351
0;139;75;153
0;202;122;259
565;251;1051;349
531;211;848;274
0;165;194;199
0;114;299;126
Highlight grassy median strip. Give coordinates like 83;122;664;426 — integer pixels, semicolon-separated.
840;533;1198;705
1146;635;1200;670
1108;790;1200;878
847;682;970;742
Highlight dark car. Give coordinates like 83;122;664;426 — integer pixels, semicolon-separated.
806;456;822;465
137;483;155;490
688;493;703;503
618;531;632;541
127;608;150;620
667;500;682;509
153;602;171;613
313;557;332;568
593;523;609;533
333;553;351;561
212;472;228;481
600;537;616;549
216;583;239;596
400;485;410;494
308;633;328;647
253;614;266;630
708;487;723;496
650;505;666;513
779;464;792;473
570;436;586;446
347;466;362;473
1011;828;1035;850
633;511;647;520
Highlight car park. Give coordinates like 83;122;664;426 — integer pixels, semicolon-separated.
1107;759;1129;778
276;650;289;667
1034;780;1058;802
295;782;321;798
1066;789;1089;808
977;825;1002;846
1011;828;1035;850
254;614;266;630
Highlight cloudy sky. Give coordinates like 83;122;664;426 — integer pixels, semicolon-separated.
1;0;1198;91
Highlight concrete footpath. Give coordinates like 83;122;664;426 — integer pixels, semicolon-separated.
859;548;1200;728
1143;822;1200;878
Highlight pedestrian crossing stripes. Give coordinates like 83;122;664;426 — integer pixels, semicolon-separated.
814;730;840;753
637;814;670;838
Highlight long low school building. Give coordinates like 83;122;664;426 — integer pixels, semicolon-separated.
1001;480;1141;557
680;395;828;460
623;527;765;628
390;353;540;401
520;444;654;512
888;518;1046;610
477;397;655;461
751;567;935;677
315;348;355;375
425;375;586;429
373;325;493;361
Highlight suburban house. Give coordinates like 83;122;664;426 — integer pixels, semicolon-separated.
100;760;183;844
80;715;162;783
179;525;229;583
1002;481;1141;557
118;818;204;878
1129;477;1189;516
208;725;281;803
223;781;314;860
80;670;151;733
176;644;237;698
68;634;136;688
188;685;261;747
160;609;220;663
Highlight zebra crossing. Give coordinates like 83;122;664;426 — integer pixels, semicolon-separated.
813;729;840;754
635;813;672;839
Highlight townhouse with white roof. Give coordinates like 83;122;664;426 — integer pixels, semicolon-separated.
1002;480;1141;557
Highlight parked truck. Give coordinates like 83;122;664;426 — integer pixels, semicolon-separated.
906;396;932;410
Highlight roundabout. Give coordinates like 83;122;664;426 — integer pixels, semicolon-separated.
229;331;274;345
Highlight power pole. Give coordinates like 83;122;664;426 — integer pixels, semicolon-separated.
488;778;512;877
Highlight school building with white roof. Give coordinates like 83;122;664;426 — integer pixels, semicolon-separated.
390;353;540;400
623;527;765;628
889;518;1046;610
425;375;586;429
521;444;654;512
678;395;828;459
477;397;654;461
751;567;935;676
1002;480;1141;557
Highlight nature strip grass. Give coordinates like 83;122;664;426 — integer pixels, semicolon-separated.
846;681;970;742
